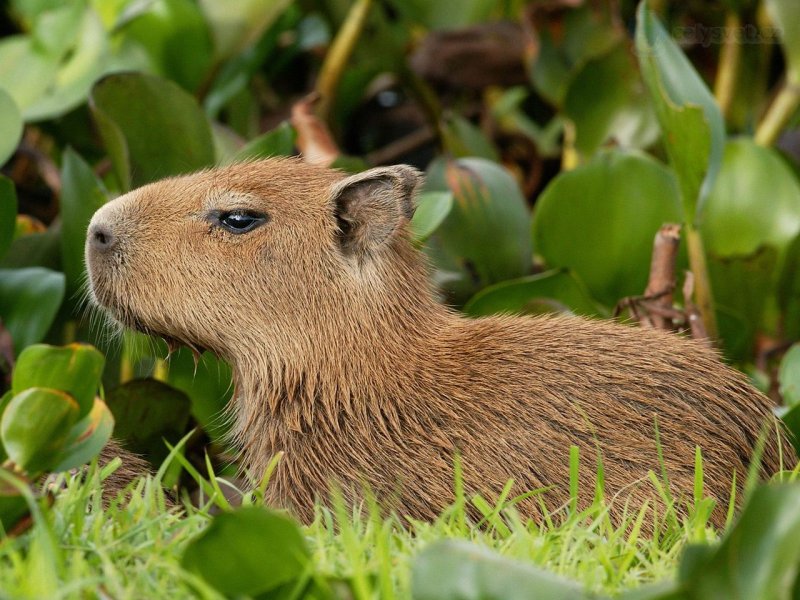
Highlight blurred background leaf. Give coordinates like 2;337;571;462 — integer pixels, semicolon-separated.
532;150;682;307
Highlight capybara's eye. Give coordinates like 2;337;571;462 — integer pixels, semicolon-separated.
212;211;268;235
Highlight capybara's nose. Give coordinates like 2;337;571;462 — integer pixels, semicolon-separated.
88;223;117;252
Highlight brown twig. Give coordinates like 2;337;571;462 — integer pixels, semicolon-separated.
682;271;710;344
291;93;340;166
641;224;681;330
366;126;435;166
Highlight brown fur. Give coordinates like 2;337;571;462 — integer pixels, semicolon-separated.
85;158;793;527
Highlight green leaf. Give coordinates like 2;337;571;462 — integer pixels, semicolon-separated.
0;268;65;355
463;269;604;318
766;0;800;85
165;348;232;443
53;398;114;472
780;404;800;457
23;8;115;122
59;148;107;294
441;114;500;162
532;150;682;307
90;72;215;190
0;89;22;166
779;233;800;340
1;388;80;474
426;157;532;301
564;42;643;156
0;36;58;116
106;379;191;462
779;344;800;408
199;0;294;61
182;506;310;596
708;248;779;362
701;139;800;257
0;225;61;270
120;0;214;91
529;5;622;107
230;121;296;163
410;191;453;244
0;391;11;462
13;343;105;419
635;2;725;222
0;176;18;258
680;484;800;599
411;540;600;600
0;467;30;533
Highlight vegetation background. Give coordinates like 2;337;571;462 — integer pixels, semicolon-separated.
1;0;800;597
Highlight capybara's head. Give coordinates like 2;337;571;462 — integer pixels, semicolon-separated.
85;158;423;360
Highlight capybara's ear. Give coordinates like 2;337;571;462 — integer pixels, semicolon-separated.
328;165;422;257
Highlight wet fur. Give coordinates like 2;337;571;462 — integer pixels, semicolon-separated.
86;158;792;527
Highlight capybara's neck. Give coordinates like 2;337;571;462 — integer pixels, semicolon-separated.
226;239;454;467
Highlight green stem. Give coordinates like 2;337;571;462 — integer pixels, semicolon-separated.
713;11;742;122
755;82;800;147
686;226;718;340
315;0;373;123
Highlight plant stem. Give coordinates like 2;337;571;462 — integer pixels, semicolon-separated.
714;11;742;122
685;225;718;340
315;0;373;123
755;82;800;146
561;121;579;171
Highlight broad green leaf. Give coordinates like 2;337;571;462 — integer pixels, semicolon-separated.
13;343;105;419
90;72;215;190
106;378;190;463
779;233;800;340
0;90;22;166
0;36;58;114
780;344;800;408
701;139;800;257
532;150;682;307
166;349;232;443
60;148;107;294
1;388;79;474
120;0;214;91
425;157;532;302
708;249;778;362
766;0;800;85
182;507;310;596
0;225;61;270
199;0;294;61
412;540;599;600
529;5;622;107
780;404;800;457
0;176;17;258
53;398;114;472
463;269;604;318
28;1;85;56
24;8;114;122
635;2;725;222
410;191;453;244
681;484;800;599
0;268;65;355
564;43;638;156
230;121;296;163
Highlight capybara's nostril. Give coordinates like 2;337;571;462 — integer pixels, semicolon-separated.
89;223;117;252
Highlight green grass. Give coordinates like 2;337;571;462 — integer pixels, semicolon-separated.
0;452;740;600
